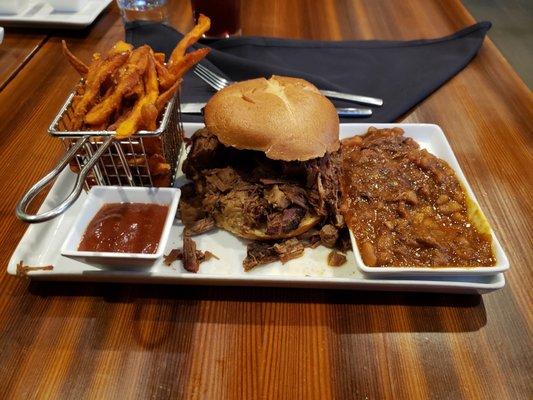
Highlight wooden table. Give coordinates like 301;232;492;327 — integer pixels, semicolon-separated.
0;29;47;91
0;1;531;398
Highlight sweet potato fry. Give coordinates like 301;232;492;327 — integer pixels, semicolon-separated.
126;155;148;167
84;85;114;128
168;14;210;69
64;29;207;138
140;103;158;131
116;55;159;138
168;48;210;80
152;173;171;187
74;81;85;95
148;154;171;175
72;58;102;117
152;54;175;90
154;52;166;64
89;120;109;130
61;40;89;75
108;40;133;56
124;78;145;98
142;137;163;155
69;102;84;130
74;52;129;118
155;78;181;111
108;108;131;130
84;46;150;125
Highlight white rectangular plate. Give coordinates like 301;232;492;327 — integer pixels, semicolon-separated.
7;123;506;294
0;0;111;29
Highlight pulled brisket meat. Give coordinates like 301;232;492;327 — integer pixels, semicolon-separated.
243;238;305;271
163;242;218;272
327;250;347;267
186;217;216;236
180;128;348;270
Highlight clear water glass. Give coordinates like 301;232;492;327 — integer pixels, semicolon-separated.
116;0;168;23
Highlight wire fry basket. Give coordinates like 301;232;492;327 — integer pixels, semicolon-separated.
16;89;183;223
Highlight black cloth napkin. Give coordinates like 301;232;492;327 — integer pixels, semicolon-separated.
125;21;491;123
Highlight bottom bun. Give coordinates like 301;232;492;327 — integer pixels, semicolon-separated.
215;213;321;241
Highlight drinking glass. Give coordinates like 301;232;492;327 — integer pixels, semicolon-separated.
116;0;169;23
191;0;241;38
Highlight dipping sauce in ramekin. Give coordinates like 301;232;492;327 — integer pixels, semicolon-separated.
78;203;168;254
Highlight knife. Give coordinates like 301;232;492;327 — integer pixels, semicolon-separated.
181;102;372;117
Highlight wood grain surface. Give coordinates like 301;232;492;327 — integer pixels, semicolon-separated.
0;1;532;399
0;28;47;91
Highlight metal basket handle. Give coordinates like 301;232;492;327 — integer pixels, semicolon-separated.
16;137;114;223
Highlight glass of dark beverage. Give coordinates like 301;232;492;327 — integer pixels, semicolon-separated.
191;0;241;38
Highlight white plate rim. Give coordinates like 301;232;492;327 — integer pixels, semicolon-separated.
0;0;112;28
6;123;507;294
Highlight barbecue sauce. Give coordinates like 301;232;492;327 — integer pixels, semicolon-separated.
78;203;168;254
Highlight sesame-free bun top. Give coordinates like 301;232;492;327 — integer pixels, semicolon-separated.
204;75;340;161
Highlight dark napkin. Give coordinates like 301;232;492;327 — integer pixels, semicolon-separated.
126;21;491;123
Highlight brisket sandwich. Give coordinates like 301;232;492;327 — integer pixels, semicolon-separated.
179;75;347;270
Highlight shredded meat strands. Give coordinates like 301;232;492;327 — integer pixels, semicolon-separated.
16;261;54;276
186;217;216;236
163;242;218;272
327;250;347;267
242;237;347;271
179;128;350;271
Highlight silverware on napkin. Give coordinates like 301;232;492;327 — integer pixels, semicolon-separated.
181;102;372;117
194;64;383;106
192;63;383;117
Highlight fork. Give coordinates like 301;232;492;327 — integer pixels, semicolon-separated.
194;64;383;106
194;65;373;117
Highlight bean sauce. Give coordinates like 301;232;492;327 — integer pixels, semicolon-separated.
341;127;495;268
78;203;168;254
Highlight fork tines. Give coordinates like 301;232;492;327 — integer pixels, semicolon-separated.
194;64;231;91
